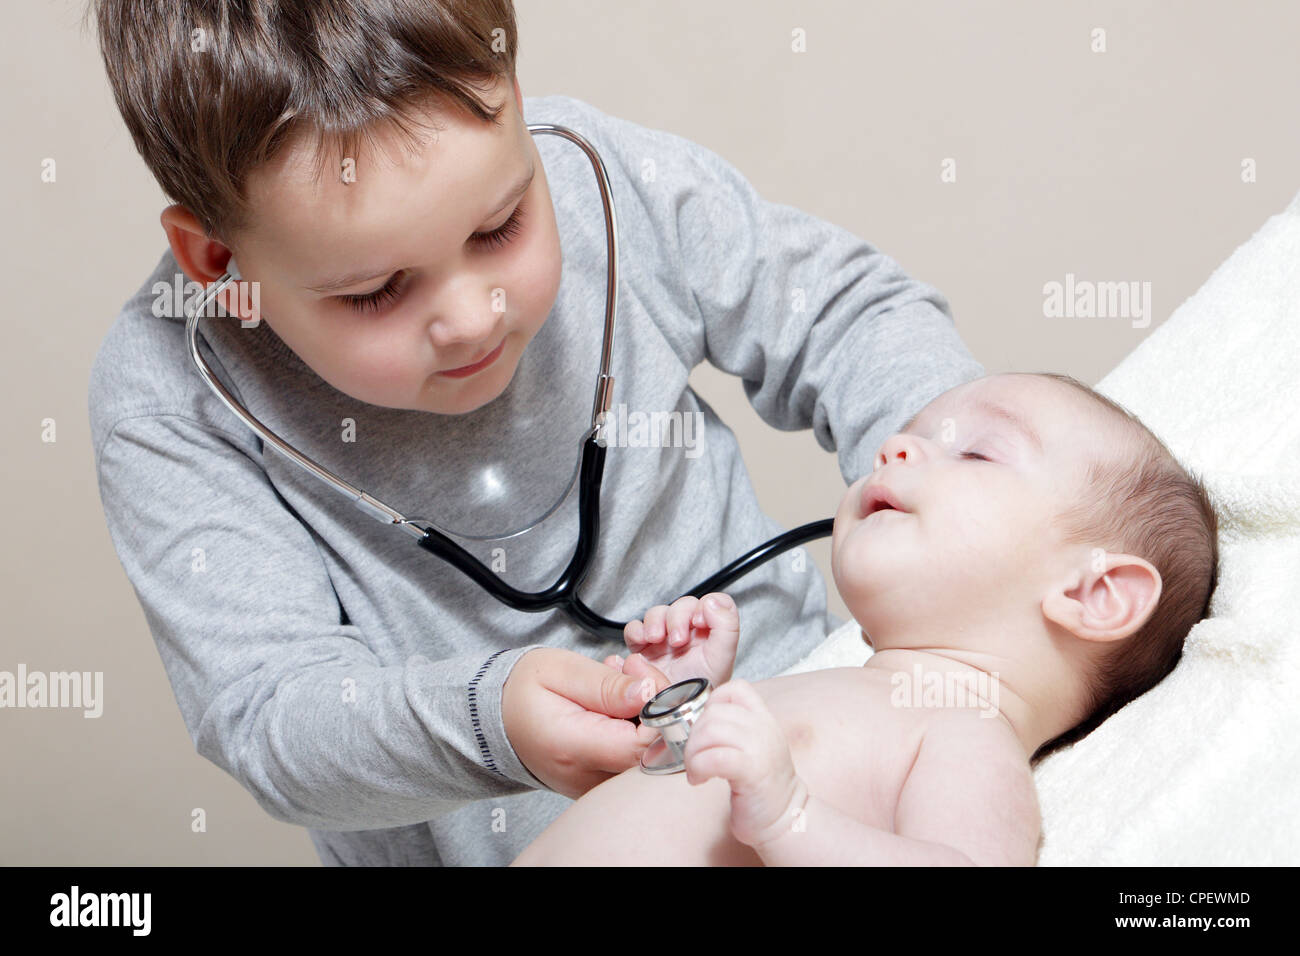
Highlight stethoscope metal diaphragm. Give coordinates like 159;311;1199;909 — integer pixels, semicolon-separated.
638;677;712;775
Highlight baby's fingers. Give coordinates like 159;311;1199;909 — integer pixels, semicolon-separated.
625;604;667;652
711;678;764;713
623;620;647;653
682;704;753;759
683;744;748;788
640;605;669;646
665;596;701;648
699;592;739;628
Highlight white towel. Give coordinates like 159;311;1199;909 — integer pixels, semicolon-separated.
779;189;1300;865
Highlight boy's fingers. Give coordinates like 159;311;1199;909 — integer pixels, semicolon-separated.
565;712;656;781
624;620;645;652
545;652;668;720
621;652;673;696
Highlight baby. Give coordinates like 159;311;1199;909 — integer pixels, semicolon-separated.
511;371;1218;866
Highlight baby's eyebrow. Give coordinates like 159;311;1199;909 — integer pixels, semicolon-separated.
971;400;1044;452
898;402;1044;453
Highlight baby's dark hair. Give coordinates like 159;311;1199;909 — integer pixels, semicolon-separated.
1030;373;1219;766
85;0;519;244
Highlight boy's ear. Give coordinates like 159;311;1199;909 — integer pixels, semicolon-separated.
160;205;230;283
1042;553;1162;643
160;205;247;319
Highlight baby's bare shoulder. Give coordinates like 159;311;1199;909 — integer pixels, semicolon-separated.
921;708;1026;759
896;711;1042;866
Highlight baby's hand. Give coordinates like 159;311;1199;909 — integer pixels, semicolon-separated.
616;593;738;688
681;679;809;850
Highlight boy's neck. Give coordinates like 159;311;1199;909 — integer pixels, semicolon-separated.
861;642;1079;760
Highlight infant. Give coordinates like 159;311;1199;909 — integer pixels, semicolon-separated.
511;372;1218;866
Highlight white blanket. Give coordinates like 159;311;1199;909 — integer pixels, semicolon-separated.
779;189;1300;865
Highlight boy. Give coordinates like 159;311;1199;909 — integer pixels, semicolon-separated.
513;373;1218;865
87;0;982;866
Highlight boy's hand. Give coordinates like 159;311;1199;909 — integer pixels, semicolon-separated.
681;679;809;850
614;593;739;688
501;647;672;799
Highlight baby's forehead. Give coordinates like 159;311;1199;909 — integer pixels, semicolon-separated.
910;374;1059;424
907;374;1122;451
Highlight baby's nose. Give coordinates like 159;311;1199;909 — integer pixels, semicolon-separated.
874;433;919;470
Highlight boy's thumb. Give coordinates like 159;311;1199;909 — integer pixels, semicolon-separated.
619;653;672;707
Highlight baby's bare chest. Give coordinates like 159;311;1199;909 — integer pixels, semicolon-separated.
752;668;941;831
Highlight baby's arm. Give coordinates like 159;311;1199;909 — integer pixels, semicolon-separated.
750;715;1041;867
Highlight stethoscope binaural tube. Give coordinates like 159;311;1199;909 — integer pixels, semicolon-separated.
185;124;617;542
184;123;833;643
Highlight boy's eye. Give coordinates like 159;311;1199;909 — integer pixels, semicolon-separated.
338;272;407;314
960;451;991;462
337;202;528;314
469;201;526;252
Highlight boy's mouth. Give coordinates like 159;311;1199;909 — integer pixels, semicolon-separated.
438;338;506;378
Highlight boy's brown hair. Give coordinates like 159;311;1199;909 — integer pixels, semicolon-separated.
86;0;519;244
1031;373;1219;765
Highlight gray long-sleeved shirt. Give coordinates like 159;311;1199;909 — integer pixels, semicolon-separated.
88;94;983;866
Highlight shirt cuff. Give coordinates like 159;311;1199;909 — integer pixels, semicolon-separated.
469;644;550;790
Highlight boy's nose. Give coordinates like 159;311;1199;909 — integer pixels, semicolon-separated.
426;299;502;353
874;433;925;471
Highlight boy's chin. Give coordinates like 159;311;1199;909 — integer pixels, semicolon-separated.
426;385;507;415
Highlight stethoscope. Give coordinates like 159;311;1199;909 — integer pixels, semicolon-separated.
184;123;833;648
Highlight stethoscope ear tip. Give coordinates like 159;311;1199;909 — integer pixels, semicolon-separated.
225;257;241;280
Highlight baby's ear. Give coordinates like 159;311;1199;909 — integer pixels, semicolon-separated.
1041;553;1162;643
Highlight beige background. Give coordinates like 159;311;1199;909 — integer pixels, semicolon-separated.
2;0;1296;864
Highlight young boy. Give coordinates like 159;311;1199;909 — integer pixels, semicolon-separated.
87;1;983;866
512;373;1219;865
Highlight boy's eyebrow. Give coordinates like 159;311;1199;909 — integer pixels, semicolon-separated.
305;165;536;293
488;164;536;215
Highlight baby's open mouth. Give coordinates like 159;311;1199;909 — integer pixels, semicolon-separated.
860;482;908;519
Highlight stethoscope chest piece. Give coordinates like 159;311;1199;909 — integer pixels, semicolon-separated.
638;677;712;775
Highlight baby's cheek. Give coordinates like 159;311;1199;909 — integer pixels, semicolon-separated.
832;528;880;597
